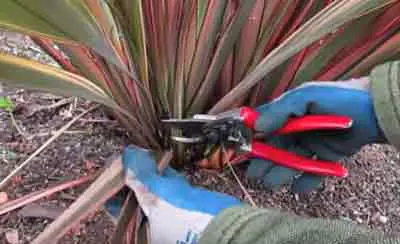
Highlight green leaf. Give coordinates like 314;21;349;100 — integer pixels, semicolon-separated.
197;0;208;35
250;0;292;69
0;0;121;69
112;0;149;84
233;0;266;86
0;52;159;148
0;147;17;160
291;11;380;87
0;97;15;112
209;0;396;114
185;0;228;106
187;0;257;114
57;44;111;90
348;32;400;77
0;53;118;108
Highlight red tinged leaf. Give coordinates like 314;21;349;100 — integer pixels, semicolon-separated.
324;0;334;6
215;0;238;100
217;51;234;100
209;0;396;114
142;1;163;80
59;45;109;87
250;1;322;104
350;33;400;77
181;1;198;86
316;3;400;80
187;0;257;114
269;48;309;100
233;0;265;85
31;37;79;74
165;1;185;108
262;0;323;101
84;0;127;67
173;1;198;118
282;0;320;40
230;0;265;107
261;0;301;56
250;0;297;105
186;0;228;107
0;173;99;216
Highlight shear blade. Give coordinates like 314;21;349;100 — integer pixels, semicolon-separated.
161;118;209;130
170;136;205;144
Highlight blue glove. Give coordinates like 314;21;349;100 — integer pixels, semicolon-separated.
247;78;386;193
106;146;241;244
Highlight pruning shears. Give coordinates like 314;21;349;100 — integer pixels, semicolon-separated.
162;107;353;177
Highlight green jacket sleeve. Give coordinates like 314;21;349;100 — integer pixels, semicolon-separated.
199;206;399;244
370;60;400;150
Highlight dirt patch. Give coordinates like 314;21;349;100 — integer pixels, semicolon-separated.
0;30;399;243
0;93;126;243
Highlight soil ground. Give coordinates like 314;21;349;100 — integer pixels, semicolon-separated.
0;30;399;243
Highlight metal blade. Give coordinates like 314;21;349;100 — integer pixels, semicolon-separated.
161;118;209;130
170;136;206;144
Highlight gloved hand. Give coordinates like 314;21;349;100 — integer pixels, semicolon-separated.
107;146;241;244
247;78;387;193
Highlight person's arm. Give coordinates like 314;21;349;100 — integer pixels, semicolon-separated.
200;206;398;244
199;61;400;244
244;63;400;193
370;60;400;149
107;146;399;244
106;61;400;244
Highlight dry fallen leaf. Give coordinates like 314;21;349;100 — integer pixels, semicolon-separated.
0;192;8;204
5;229;19;244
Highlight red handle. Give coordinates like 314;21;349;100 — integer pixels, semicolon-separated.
249;140;348;177
240;107;260;129
240;106;352;133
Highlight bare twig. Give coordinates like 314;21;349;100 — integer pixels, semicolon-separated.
68;97;78;116
0;173;98;216
78;118;114;123
8;111;26;139
31;37;79;74
226;162;257;207
0;105;99;190
43;97;74;110
222;148;257;207
25;97;74;117
26;130;91;140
